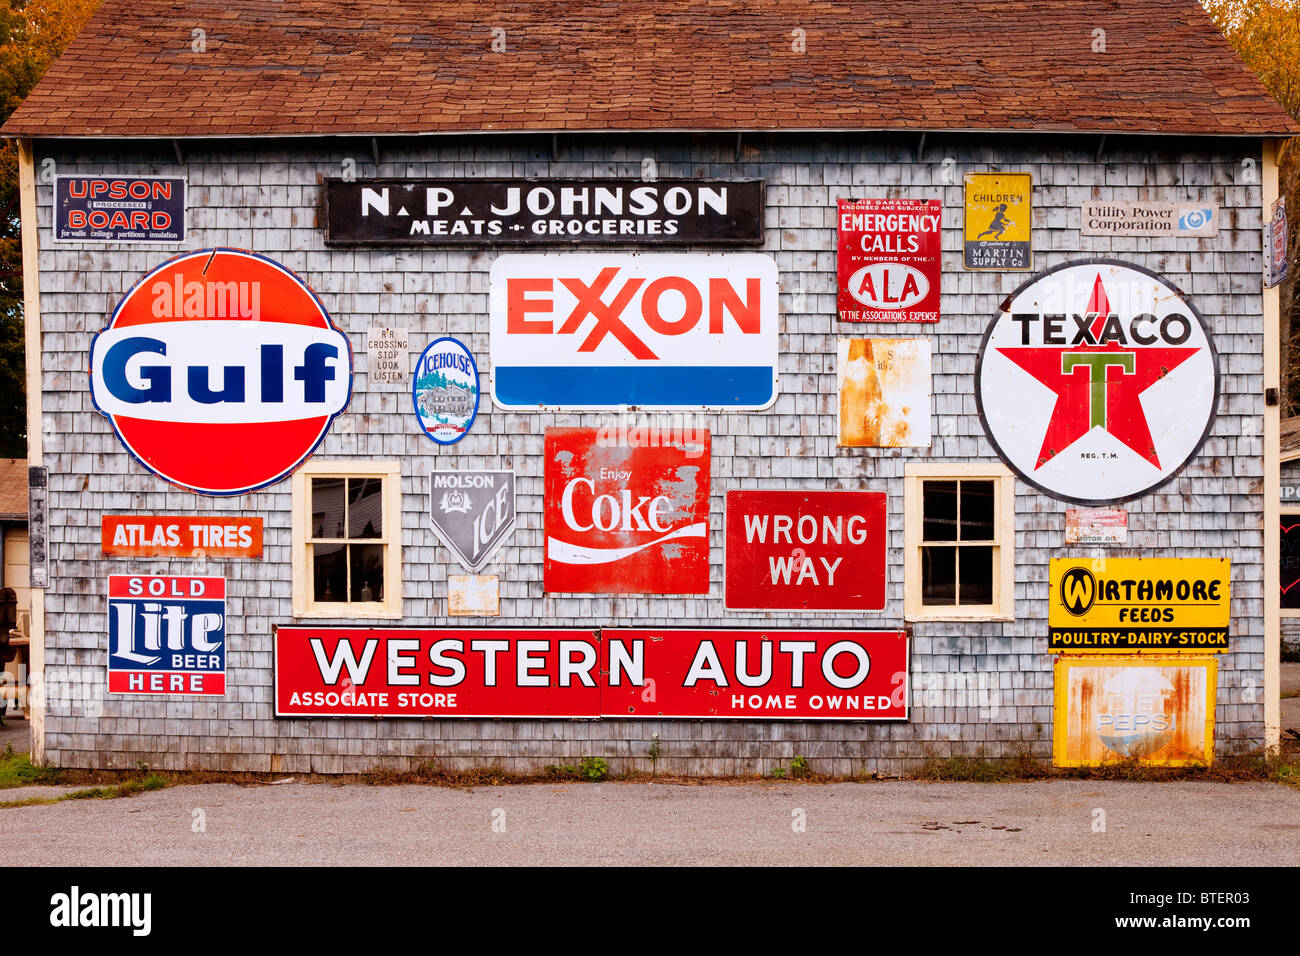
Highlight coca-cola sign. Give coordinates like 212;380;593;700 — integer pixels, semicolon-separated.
544;427;710;594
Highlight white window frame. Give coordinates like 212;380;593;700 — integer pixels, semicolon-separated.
292;460;402;619
904;462;1016;622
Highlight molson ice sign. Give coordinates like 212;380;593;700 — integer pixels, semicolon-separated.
489;254;778;409
544;427;710;594
976;259;1218;504
90;249;352;495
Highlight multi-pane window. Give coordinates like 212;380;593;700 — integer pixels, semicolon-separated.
905;464;1014;621
292;461;401;618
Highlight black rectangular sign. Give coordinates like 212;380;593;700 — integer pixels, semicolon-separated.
323;178;764;246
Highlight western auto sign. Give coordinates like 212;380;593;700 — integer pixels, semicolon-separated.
975;260;1218;504
1053;657;1216;767
544;427;709;594
724;491;887;612
489;253;779;409
102;515;263;558
53;175;185;244
274;626;908;720
108;575;226;696
1048;557;1230;653
413;336;480;445
323;178;764;245
429;469;517;572
90;249;352;495
836;198;941;322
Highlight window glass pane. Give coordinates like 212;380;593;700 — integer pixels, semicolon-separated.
350;543;386;602
312;541;346;602
958;546;994;605
311;477;346;539
348;477;383;539
922;481;958;541
921;545;956;605
959;481;995;541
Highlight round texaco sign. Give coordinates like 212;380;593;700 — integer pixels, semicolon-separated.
975;259;1219;505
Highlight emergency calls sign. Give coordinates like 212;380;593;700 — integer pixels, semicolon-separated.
976;260;1218;504
724;490;887;612
54;176;185;244
102;515;262;558
836;198;941;322
108;575;226;696
274;627;908;720
489;254;778;409
90;249;353;496
1048;557;1230;653
544;427;710;594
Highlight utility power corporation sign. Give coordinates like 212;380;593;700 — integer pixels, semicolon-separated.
975;260;1218;505
1048;557;1230;653
90;249;353;495
108;575;226;696
836;198;941;322
489;254;778;409
544;427;710;594
323;178;764;245
724;490;887;612
274;627;908;720
428;469;517;572
53;175;185;244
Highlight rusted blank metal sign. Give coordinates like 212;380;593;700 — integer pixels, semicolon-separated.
1053;657;1216;767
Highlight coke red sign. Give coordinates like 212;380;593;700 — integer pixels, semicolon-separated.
274;626;909;721
724;490;888;612
544;427;710;594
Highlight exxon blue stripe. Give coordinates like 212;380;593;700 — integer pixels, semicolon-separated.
494;365;775;408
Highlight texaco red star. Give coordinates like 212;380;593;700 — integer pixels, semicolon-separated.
996;275;1200;469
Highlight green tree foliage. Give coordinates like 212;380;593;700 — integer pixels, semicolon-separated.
0;0;102;457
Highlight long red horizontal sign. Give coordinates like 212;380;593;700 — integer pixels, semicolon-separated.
275;627;908;720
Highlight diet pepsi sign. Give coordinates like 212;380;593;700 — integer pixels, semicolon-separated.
544;427;710;594
429;469;517;572
107;575;226;696
490;254;778;409
90;249;352;495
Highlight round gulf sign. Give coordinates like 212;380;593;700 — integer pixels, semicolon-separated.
975;259;1218;505
413;337;480;445
90;249;353;496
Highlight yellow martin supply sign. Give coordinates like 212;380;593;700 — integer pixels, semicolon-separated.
1048;558;1229;653
963;172;1032;270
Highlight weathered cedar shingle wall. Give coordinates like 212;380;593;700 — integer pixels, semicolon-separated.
33;133;1266;775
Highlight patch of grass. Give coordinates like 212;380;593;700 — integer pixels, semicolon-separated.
0;745;62;789
579;757;608;781
908;751;1300;785
789;756;810;779
0;770;169;808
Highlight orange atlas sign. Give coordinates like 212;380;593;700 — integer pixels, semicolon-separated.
1053;657;1216;767
102;515;263;559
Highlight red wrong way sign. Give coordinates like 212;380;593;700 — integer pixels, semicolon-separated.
725;490;887;611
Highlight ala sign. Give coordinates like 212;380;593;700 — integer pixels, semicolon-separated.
976;260;1218;505
90;249;352;495
489;253;778;409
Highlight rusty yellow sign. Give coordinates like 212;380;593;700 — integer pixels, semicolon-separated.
963;172;1032;270
1049;557;1229;653
837;338;931;447
1053;657;1216;767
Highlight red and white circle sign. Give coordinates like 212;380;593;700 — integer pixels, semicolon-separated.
976;259;1218;505
90;249;353;495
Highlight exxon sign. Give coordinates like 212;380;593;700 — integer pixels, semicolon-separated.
90;249;352;495
489;253;778;409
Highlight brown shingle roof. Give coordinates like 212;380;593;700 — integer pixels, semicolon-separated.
3;0;1296;139
0;460;27;521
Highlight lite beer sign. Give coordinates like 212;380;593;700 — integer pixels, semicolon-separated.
724;490;887;612
976;260;1218;504
429;469;517;572
54;175;185;244
90;249;352;495
544;428;710;594
107;575;226;696
274;627;908;720
490;254;779;409
836;198;941;323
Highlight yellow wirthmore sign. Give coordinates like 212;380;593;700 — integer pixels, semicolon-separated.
963;172;1032;270
1048;558;1230;653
